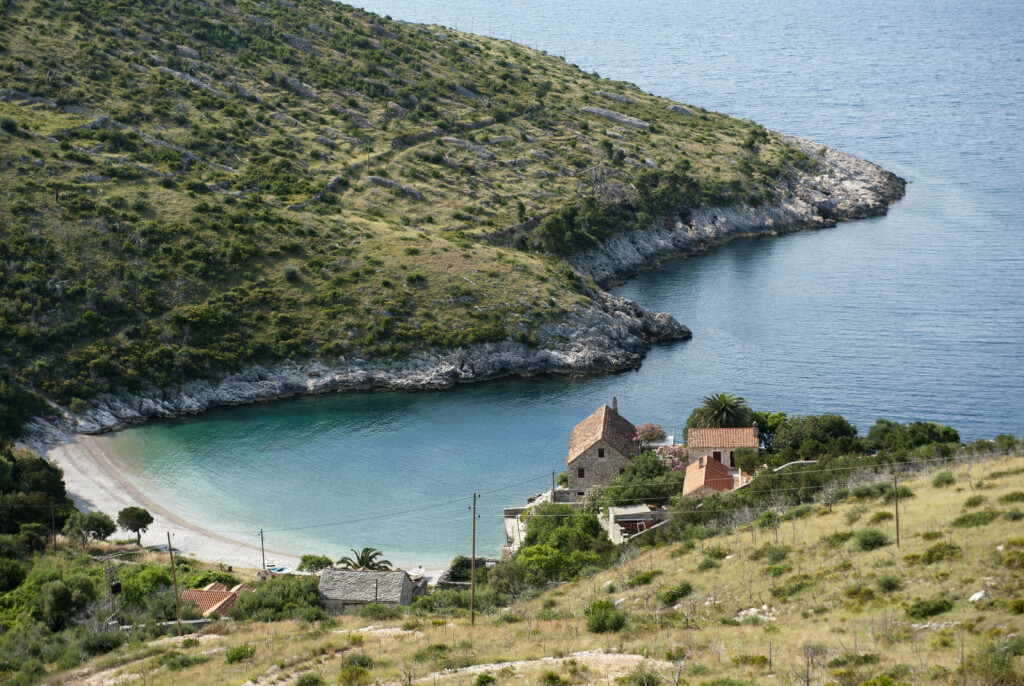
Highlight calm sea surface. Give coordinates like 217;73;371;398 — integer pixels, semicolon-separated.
107;0;1024;566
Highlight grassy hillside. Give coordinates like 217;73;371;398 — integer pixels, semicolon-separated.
0;0;814;409
12;453;1021;686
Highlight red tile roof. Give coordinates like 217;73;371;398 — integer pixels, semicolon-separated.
682;455;733;497
180;583;252;617
686;427;760;449
567;405;636;464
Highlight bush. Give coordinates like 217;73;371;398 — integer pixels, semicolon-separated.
162;650;210;670
750;544;790;564
585;599;626;633
660;581;694;605
229;575;327;621
359;603;402;620
932;471;955;487
474;675;497;686
342;653;374;668
855;528;889;551
964;494;985;508
958;638;1024;685
226;643;256;664
877;574;904;593
921;541;963;564
998;491;1024;504
0;558;26;592
0;117;17;134
296;675;325;686
952;510;999;528
625;569;662;588
905;597;954;619
869;511;894;524
883;485;914;502
696;557;720;571
820;531;854;549
80;630;127;656
338;665;371;686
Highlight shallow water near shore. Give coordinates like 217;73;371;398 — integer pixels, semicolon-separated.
105;0;1024;567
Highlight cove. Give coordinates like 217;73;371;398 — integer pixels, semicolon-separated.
105;0;1024;566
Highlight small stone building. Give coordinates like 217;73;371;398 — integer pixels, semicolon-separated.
180;582;252;617
318;569;415;615
682;455;733;498
685;426;760;469
567;401;637;497
599;505;668;544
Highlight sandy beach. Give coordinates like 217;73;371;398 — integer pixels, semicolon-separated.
44;434;301;571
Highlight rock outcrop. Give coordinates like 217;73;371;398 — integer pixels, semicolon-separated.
568;136;906;285
28;292;689;438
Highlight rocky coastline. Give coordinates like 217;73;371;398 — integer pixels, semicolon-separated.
25;136;904;443
569;136;906;285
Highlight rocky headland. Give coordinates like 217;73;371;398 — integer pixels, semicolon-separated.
26;138;903;442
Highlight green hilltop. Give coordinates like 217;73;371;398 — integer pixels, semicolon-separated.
0;0;812;409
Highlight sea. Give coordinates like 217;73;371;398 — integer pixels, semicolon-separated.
105;0;1024;567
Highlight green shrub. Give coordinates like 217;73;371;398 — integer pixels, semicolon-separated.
0;558;26;593
359;603;402;620
1005;509;1024;521
660;581;694;605
877;574;904;593
704;546;730;560
952;510;999;528
750;544;790;564
539;670;567;685
905;597;954;619
958;638;1024;685
998;491;1024;504
731;654;768;667
820;531;854;549
625;569;662;588
162;651;210;670
869;511;894;524
0;117;17;134
883;485;914;502
338;665;371;686
474;675;497;686
1008;599;1024;615
343;653;374;668
921;541;962;564
584;599;626;633
770;573;814;600
226;643;256;664
932;471;955;487
696;557;720;571
852;483;889;500
855;528;889;551
964;494;985;508
295;675;325;686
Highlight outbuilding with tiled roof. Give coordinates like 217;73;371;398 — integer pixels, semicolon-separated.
682;454;733;498
318;569;415;615
566;400;636;497
686;426;760;469
180;582;252;617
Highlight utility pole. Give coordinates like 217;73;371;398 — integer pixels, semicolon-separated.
260;529;266;570
893;476;901;548
470;492;477;626
51;505;57;553
551;470;555;494
167;532;182;637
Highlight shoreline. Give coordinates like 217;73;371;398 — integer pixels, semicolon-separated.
25;139;904;571
44;434;300;571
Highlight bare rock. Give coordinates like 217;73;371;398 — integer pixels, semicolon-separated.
369;24;398;40
442;137;494;160
385;101;408;117
283;76;316;99
176;45;200;60
282;33;315;53
581;106;649;130
365;175;424;200
596;90;634;104
453;84;480;100
667;104;693;117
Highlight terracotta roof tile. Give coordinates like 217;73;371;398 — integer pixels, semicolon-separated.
682;455;733;497
181;585;252;616
567;405;636;464
686;427;760;449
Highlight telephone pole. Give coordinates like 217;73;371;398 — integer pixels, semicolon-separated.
893;476;901;548
167;532;182;637
260;529;266;570
470;492;477;626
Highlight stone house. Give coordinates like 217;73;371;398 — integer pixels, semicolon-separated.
685;426;761;469
566;400;637;498
318;569;415;615
682;455;733;498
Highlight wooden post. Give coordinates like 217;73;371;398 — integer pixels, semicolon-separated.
260;529;266;570
893;476;901;548
167;532;182;637
470;492;477;626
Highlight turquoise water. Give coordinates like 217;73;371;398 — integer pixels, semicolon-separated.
108;0;1024;566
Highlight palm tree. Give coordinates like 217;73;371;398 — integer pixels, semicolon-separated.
337;547;393;571
686;393;754;428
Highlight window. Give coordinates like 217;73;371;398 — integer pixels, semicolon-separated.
713;451;722;461
598;448;605;458
619;468;625;475
577;491;585;497
577;468;585;478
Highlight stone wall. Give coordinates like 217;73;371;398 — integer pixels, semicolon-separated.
567;439;631;495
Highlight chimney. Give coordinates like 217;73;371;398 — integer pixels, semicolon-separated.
612;396;618;412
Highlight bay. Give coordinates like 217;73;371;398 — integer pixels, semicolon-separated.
107;0;1024;566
